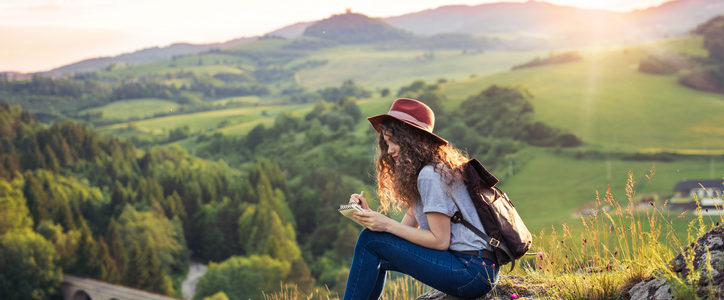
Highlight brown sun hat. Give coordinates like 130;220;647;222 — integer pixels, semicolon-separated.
367;98;448;145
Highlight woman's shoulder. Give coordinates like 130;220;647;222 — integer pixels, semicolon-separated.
418;164;437;176
417;164;448;180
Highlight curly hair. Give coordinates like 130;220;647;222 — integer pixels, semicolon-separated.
374;118;469;212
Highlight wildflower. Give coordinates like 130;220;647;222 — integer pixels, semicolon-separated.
649;201;654;206
492;264;496;268
537;251;544;258
614;249;619;256
511;294;519;299
482;261;486;266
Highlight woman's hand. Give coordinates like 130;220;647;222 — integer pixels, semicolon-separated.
349;191;370;210
353;210;392;232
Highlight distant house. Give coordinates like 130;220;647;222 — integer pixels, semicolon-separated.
673;179;724;207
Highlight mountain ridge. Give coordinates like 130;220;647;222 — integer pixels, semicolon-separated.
39;36;255;77
16;0;724;77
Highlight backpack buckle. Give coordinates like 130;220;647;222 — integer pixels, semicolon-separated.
489;238;501;248
451;211;463;223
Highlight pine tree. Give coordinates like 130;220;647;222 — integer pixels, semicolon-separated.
105;218;127;275
42;144;59;170
23;174;50;223
122;240;147;287
69;223;103;277
98;237;120;283
139;235;174;295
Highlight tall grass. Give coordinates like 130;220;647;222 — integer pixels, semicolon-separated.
520;169;722;299
264;169;723;299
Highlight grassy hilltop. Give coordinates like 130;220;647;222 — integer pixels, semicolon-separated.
3;11;724;300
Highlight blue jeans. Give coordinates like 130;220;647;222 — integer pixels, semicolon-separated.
344;229;498;300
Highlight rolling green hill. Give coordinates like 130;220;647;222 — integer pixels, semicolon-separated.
499;149;720;231
442;36;724;153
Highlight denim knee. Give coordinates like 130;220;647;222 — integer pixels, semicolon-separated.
355;228;376;247
355;229;388;250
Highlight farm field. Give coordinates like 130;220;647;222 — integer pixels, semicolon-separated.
295;46;548;90
99;103;309;135
80;98;177;120
101;53;254;80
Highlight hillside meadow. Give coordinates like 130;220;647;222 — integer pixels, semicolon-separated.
500;149;720;231
79;98;177;120
98;103;310;135
443;36;724;153
294;45;547;90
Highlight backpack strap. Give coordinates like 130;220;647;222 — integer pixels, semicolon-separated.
451;211;516;271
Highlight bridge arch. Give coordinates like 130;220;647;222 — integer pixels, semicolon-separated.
71;290;91;300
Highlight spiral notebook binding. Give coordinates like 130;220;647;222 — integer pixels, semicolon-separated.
339;203;362;211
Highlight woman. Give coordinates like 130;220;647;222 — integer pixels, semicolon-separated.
344;98;497;299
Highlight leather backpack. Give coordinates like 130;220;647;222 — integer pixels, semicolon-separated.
450;159;533;271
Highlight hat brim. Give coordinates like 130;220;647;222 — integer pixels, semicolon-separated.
367;114;448;145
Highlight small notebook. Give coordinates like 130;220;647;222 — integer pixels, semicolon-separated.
339;203;366;227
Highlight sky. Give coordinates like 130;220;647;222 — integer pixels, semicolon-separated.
0;0;672;73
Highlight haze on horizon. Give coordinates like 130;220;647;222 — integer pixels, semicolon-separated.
1;0;672;73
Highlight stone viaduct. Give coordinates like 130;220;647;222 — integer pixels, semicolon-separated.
61;274;179;300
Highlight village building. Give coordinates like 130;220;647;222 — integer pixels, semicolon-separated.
672;179;724;207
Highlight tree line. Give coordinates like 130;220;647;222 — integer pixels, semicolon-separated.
638;15;724;94
0;72;269;123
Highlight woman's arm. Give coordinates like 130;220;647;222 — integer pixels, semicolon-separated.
354;211;450;250
401;206;418;227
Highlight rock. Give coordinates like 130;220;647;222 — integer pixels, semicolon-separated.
415;275;543;300
620;225;724;299
625;278;672;300
416;289;457;300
